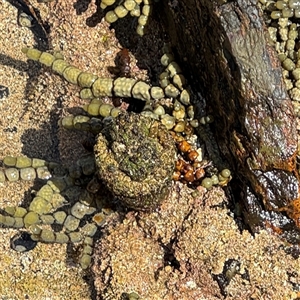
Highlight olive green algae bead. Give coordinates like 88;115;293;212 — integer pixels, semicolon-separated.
291;0;300;9
130;5;141;17
30;224;42;235
201;177;213;189
36;166;52;180
39;52;56;67
73;116;91;129
286;39;296;51
271;10;282;19
61;115;75;129
282;58;295;71
4;206;17;216
180;89;190;105
173;74;186;90
20;167;36;180
3;156;17;167
187;105;194;119
80;254;92;269
138;15;148;26
63;66;83;85
68;164;82;179
124;0;136;10
83;244;93;255
150;87;164;99
82;223;97;236
136;25;145;36
161;53;174;66
5;168;19;181
52;59;69;75
84;236;94;246
132;81;151;101
53;211;67;224
159;71;169;80
190;119;199;128
101;0;116;8
40;229;56;242
22;48;42;61
15;207;27;218
211;174;219;185
105;11;118;23
68;232;82;243
221;168;231;178
113;77;137;98
172;107;185;120
282;7;293;18
292;68;300;80
160;78;170;88
36;184;54;201
18;12;34;28
161;114;176;130
32;158;47;168
295;8;300;17
114;5;129;18
165;84;180;98
111;107;122;118
71;202;96;219
16;156;32;168
77;72;98;88
92;78;114;97
77;155;96;176
278;53;287;62
142;4;151;15
79;190;95;206
2;216;16;227
276;0;287;9
173;121;185;132
86;103;102;116
99;104;113;117
24;211;40;227
40;215;55;224
153;105;165;116
14;217;24;228
55;232;69;243
51;193;67;209
29;196;52;214
167;61;182;77
64;215;80;231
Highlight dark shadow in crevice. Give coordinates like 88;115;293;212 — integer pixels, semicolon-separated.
6;0;50;49
20;108;61;161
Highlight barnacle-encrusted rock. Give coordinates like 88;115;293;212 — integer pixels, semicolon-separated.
94;113;176;210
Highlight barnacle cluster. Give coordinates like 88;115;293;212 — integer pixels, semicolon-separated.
100;0;152;36
259;0;300;120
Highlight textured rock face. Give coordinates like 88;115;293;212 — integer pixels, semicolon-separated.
92;182;300;299
94;113;176;210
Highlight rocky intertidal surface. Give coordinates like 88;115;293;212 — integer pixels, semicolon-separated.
2;0;300;299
